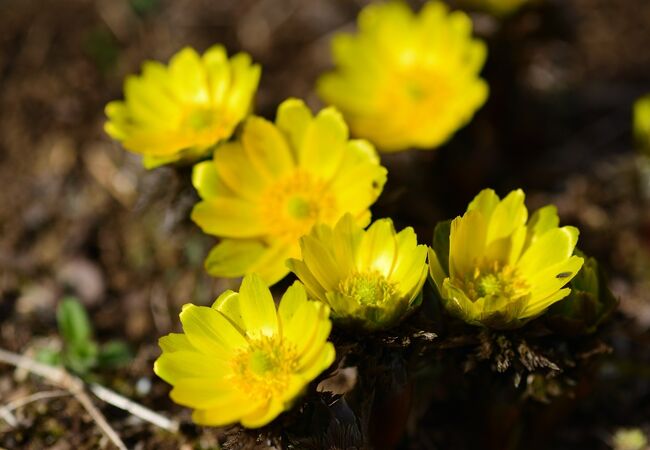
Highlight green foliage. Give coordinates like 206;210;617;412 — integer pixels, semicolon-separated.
83;27;119;74
130;0;160;16
545;252;618;335
431;219;451;275
37;297;131;376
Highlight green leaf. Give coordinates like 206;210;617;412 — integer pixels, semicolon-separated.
57;297;94;348
36;348;62;367
64;341;99;376
98;341;132;369
432;220;452;275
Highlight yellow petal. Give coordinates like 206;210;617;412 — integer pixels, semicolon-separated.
238;273;279;337
525;205;559;248
331;214;364;276
526;255;585;305
242;117;295;180
201;45;230;104
286;258;327;302
278;281;308;330
518;226;579;277
276;98;313;152
240;398;284;428
356;218;397;276
158;333;193;353
389;227;424;284
213;141;267;201
154;350;228;385
192;398;261;427
442;278;481;324
226;52;261;116
191;197;264;238
204;239;266;278
329;140;386;213
300;342;336;382
168;47;209;104
246;241;294;286
520;288;571;319
427;247;447;293
449;211;486;279
211;290;245;332
284;301;330;360
179;304;247;357
486;189;527;245
299;234;341;292
299;107;347;180
297;312;334;372
170;377;236;409
192;160;232;199
467;188;499;218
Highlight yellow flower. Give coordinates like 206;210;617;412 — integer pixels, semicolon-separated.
154;273;335;428
105;45;260;169
191;98;387;285
428;189;584;329
287;214;428;331
316;1;488;152
634;94;650;153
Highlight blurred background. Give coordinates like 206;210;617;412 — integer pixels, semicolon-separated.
0;0;649;448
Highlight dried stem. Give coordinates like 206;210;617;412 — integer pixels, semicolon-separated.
0;347;180;449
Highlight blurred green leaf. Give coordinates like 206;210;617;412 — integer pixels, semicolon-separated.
57;297;93;348
130;0;160;16
36;348;62;366
98;341;132;369
64;341;99;376
83;27;119;74
432;220;452;275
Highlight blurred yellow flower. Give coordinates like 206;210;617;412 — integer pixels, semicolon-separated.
316;1;488;152
105;45;260;169
428;189;584;329
191;98;387;285
287;214;428;331
634;94;650;153
154;273;335;428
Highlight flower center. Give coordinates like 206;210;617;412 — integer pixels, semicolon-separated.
184;107;216;131
261;170;337;241
339;271;397;306
231;336;299;400
461;262;529;302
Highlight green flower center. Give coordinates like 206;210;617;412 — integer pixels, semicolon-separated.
261;170;338;240
231;336;298;400
286;196;313;219
462;262;529;302
339;271;397;306
185;108;216;131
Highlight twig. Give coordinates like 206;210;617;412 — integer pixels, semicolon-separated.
0;405;18;427
3;389;69;412
90;383;179;432
0;348;126;450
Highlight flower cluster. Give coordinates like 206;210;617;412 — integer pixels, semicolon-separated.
101;0;615;432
